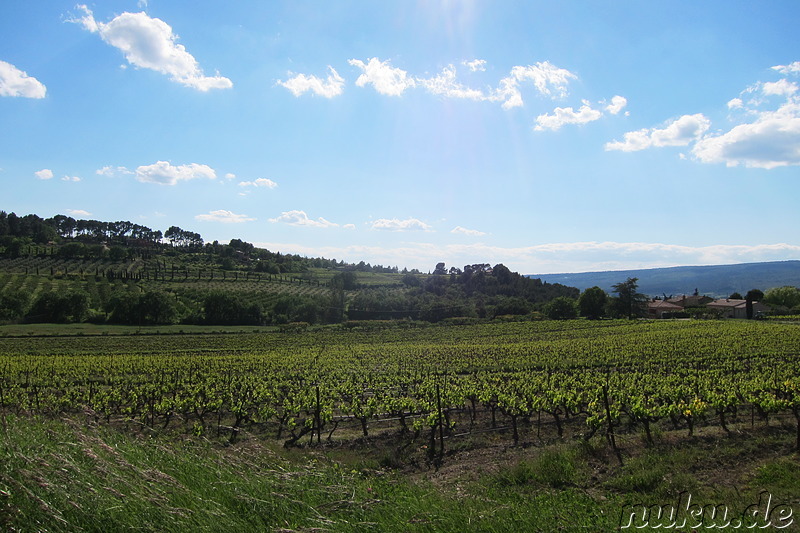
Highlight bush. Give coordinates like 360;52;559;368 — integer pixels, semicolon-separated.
26;290;89;323
544;297;578;320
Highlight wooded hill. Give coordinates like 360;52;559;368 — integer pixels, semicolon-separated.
0;211;578;326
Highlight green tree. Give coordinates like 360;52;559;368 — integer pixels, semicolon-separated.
0;289;29;321
27;290;89;323
578;286;607;320
544;297;578;320
610;277;647;319
745;289;764;319
763;286;800;310
138;291;178;325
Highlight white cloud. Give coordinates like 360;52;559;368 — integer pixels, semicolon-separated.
348;57;416;96
97;165;133;177
609;65;800;169
278;67;344;98
727;98;744;110
490;61;577;109
135;161;216;185
604;95;627;115
251;240;800;276
35;169;53;180
224;173;236;180
534;101;603;131
692;100;800;169
371;218;432;231
511;62;576;98
62;176;81;182
195;210;255;223
417;65;485;100
238;178;278;189
605;113;711;152
451;226;486;236
0;60;46;98
343;223;356;230
269;210;338;228
69;6;232;91
66;209;92;217
772;61;800;76
762;79;798;97
463;59;486;72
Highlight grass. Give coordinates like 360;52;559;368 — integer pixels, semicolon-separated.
1;414;799;531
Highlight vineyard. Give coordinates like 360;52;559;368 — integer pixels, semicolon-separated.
2;319;799;459
0;264;332;320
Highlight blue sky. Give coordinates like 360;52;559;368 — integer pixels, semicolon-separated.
1;1;799;274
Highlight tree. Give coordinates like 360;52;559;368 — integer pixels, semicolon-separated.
578;286;607;320
763;286;800;311
745;289;764;319
433;262;447;275
544;297;578;320
729;292;743;300
745;289;764;302
27;290;89;323
0;289;29;321
610;277;647;319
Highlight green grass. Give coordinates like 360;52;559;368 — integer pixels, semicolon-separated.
2;415;799;532
0;415;625;532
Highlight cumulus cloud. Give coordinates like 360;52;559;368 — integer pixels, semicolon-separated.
692;101;800;169
604;95;627;115
278;67;344;98
691;69;800;169
534;101;603;131
269;210;338;228
370;218;432;231
772;61;800;75
195;210;255;223
0;60;46;98
608;65;800;169
727;98;744;110
224;173;236;180
417;65;484;100
489;61;577;109
97;165;133;177
348;57;416;96
451;226;486;236
762;79;798;97
463;59;486;72
605;113;711;152
135;161;216;185
69;5;232;91
61;176;81;182
66;209;92;216
238;178;278;189
35;169;53;180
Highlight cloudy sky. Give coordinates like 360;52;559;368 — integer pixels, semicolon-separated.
2;1;799;274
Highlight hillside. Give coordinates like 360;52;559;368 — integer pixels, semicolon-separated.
0;211;577;325
531;260;800;298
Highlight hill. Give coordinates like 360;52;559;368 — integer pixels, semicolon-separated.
531;260;800;298
0;210;577;325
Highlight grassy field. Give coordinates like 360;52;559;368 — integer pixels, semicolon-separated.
1;319;799;531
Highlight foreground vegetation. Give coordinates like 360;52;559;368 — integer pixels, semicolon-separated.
1;319;799;530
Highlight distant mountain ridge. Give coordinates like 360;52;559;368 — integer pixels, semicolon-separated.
529;261;800;298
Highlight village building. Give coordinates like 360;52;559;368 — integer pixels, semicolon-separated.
646;299;686;319
706;299;770;319
666;294;714;308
